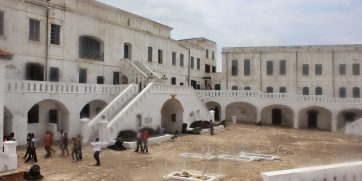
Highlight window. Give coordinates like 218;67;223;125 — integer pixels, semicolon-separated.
136;114;142;127
171;77;176;85
303;64;309;76
113;72;120;85
180;54;184;66
212;66;216;73
244;87;251;90
205;64;210;73
212;51;215;60
339;87;346;98
191;57;194;68
353;64;360;75
49;67;59;82
158;49;163;64
232;60;238;76
50;24;60;45
267;61;273;75
180;83;184;86
279;87;287;93
244;59;251;76
206;49;209;58
26;63;44;81
172;52;176;65
315;64;322;75
266;87;273;93
231;86;238;90
303;87;309;95
124;43;132;59
29;19;40;41
0;11;4;36
28;104;39;123
339;64;346;75
197;58;200;70
316;87;323;95
79;68;87;83
353;87;360;98
279;60;286;75
49;110;58;124
148;47;152;62
79;36;103;61
97;76;104;84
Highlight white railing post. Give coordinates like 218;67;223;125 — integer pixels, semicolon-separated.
3;141;18;171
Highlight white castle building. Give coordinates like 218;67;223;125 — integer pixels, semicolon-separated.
1;0;362;172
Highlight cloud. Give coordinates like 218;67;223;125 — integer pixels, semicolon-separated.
98;0;362;71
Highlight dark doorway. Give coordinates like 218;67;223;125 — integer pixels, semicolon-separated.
113;72;120;85
191;80;197;89
214;107;220;120
215;84;221;90
343;112;356;122
48;110;58;124
97;76;104;84
307;110;318;128
272;108;282;125
26;63;44;81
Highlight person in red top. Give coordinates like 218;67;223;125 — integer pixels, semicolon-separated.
142;129;149;153
44;131;55;158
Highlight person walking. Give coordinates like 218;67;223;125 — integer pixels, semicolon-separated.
90;138;101;166
44;131;55;158
71;137;79;162
61;132;69;156
76;135;83;160
23;133;32;159
134;131;143;153
209;120;215;136
25;133;37;163
142;129;149;153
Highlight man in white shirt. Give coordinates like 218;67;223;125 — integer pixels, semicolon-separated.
90;138;101;166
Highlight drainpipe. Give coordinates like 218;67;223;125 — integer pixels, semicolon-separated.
45;8;50;81
296;51;298;94
259;52;262;91
225;52;229;90
332;50;336;98
180;44;191;86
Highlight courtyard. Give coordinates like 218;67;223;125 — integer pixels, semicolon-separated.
17;124;362;181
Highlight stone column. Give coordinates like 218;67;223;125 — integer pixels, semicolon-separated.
256;108;261;124
98;121;108;147
3;141;18;171
220;106;226;121
293;111;299;129
331;113;338;132
80;118;90;145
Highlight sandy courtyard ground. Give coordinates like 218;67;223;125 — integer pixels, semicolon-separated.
16;124;362;181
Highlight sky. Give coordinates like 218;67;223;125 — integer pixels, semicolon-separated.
98;0;362;71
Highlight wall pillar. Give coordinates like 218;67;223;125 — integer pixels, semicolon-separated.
12;115;27;145
293;111;299;129
0;63;5;148
80;118;90;145
98;120;108;147
256;107;261;123
331;112;337;132
220;106;226;121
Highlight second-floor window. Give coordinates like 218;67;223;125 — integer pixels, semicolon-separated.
303;64;309;76
49;67;59;82
315;64;322;75
171;77;176;85
279;60;286;75
316;87;323;95
212;66;216;73
205;64;210;73
206;49;209;58
191;57;194;68
232;60;238;76
353;64;360;75
197;58;200;70
180;54;184;66
266;87;273;93
158;49;163;64
124;43;132;59
79;68;87;83
29;19;40;41
50;24;60;45
0;11;4;36
339;64;346;75
212;51;215;60
148;47;152;62
303;87;309;95
267;61;273;75
172;52;176;65
353;87;360;98
339;87;346;98
244;59;251;76
79;36;103;61
279;87;287;93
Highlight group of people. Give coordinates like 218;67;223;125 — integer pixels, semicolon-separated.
24;133;38;163
134;129;149;153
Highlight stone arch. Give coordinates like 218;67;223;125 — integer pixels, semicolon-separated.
79;100;107;119
299;106;332;130
337;109;362;130
3;106;13;136
205;101;221;121
121;75;128;84
27;99;70;139
225;102;257;123
161;98;184;133
261;104;294;127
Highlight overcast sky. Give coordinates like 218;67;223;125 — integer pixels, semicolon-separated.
98;0;362;71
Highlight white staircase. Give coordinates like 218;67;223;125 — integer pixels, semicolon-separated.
345;118;362;136
120;58;161;84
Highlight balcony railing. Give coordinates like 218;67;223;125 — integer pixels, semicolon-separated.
5;79;128;95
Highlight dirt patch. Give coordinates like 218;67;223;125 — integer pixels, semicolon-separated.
17;124;362;181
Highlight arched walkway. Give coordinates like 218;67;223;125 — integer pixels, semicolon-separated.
205;101;221;121
225;102;257;124
261;105;294;127
161;98;184;133
27;99;70;139
121;75;128;84
299;106;332;130
80;100;107;119
3;106;13;136
337;109;362;130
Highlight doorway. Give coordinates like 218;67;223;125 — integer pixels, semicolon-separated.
272;108;282;125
